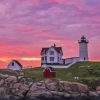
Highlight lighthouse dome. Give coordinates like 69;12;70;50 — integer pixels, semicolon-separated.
79;36;88;43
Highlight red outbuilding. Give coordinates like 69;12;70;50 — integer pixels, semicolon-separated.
43;67;56;78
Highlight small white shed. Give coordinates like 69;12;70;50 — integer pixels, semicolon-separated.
7;60;23;71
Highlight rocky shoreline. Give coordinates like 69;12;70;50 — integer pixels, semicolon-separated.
0;74;100;100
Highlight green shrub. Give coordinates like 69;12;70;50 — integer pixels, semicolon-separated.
79;78;100;90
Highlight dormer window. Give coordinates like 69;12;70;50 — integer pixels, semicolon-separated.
50;51;54;55
42;51;45;55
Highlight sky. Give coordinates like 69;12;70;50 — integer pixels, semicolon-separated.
0;0;100;68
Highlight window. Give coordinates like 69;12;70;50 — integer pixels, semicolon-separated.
58;57;59;62
50;57;54;61
50;51;54;55
42;57;47;62
42;51;45;55
12;62;14;66
45;56;47;61
42;57;44;61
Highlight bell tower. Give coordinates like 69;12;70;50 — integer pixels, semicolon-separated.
78;36;89;61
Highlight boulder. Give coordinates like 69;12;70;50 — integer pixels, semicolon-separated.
18;76;24;81
40;80;88;93
19;84;29;93
13;83;21;89
29;82;45;91
96;86;100;91
45;80;64;92
46;82;59;91
27;89;49;97
0;87;9;99
0;74;9;79
0;79;4;86
5;76;17;83
37;92;52;98
63;81;71;91
0;75;91;99
89;91;98;97
26;82;47;97
96;86;100;95
69;82;88;93
70;93;80;97
11;83;29;98
97;91;100;95
63;93;71;98
51;91;64;96
80;93;87;97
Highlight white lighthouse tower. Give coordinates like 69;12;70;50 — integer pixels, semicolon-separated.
78;36;89;61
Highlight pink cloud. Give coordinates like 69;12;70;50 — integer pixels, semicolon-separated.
0;0;100;68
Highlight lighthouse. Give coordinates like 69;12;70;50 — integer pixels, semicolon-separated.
78;36;89;61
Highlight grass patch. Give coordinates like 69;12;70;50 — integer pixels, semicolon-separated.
0;61;100;82
22;61;100;81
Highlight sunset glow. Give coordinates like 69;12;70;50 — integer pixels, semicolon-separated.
21;58;41;61
0;0;100;68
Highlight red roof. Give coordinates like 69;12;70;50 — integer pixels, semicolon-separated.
43;67;55;72
8;60;23;68
13;60;23;67
43;67;56;78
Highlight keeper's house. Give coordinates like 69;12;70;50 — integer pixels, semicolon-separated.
40;44;63;67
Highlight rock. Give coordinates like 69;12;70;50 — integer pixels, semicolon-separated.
96;86;100;95
51;91;64;96
0;87;6;97
70;93;80;97
45;80;64;92
0;79;4;86
5;76;17;83
17;76;29;84
63;93;71;98
37;82;42;86
89;91;98;97
19;84;29;93
0;87;9;99
11;89;16;94
56;92;64;96
27;89;49;97
70;82;88;93
11;83;29;98
46;81;89;93
26;82;47;97
0;74;9;79
30;82;45;91
80;93;87;97
97;91;100;95
13;83;21;89
18;76;24;81
96;86;100;91
46;82;58;91
38;92;52;98
63;81;71;91
0;75;98;100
